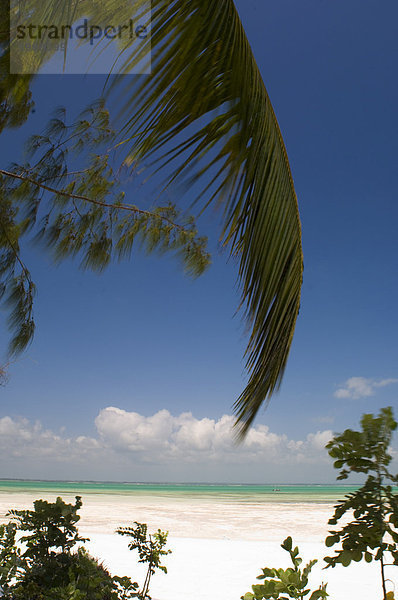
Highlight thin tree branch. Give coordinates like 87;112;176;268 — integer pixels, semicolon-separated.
0;218;32;289
38;168;92;183
71;198;98;241
0;169;186;231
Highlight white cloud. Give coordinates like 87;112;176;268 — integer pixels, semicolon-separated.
95;407;334;466
0;408;335;482
334;376;398;400
0;415;100;461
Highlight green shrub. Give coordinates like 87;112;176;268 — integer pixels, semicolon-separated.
241;536;328;600
7;496;87;562
10;547;125;600
324;406;398;600
0;522;22;594
0;496;140;600
116;522;171;599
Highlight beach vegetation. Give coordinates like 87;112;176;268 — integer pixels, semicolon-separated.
7;495;87;560
324;406;398;600
0;523;21;595
8;547;131;600
116;522;171;599
0;495;158;599
241;536;328;600
0;0;303;434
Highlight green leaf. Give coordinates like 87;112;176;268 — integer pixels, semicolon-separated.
325;536;338;548
339;551;352;567
351;549;362;562
364;552;373;563
309;590;328;600
281;537;292;551
260;567;276;578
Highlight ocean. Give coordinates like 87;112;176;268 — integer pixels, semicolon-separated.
0;479;360;541
0;479;360;502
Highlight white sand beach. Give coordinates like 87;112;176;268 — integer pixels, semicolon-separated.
0;490;394;599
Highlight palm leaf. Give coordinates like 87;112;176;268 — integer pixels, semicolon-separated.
5;0;303;435
109;0;303;436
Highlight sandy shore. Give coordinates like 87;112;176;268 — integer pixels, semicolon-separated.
0;491;340;540
85;534;386;600
0;490;395;599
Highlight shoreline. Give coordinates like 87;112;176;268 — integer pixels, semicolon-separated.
0;490;337;541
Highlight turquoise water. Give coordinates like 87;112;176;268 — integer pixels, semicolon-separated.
0;479;364;503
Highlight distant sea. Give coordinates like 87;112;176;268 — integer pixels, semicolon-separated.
0;479;362;503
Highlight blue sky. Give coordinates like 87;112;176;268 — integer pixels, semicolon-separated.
1;0;397;483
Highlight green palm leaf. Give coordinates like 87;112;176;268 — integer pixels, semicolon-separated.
5;0;303;434
110;0;303;436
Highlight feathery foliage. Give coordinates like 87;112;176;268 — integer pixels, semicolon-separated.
0;102;210;356
1;0;33;133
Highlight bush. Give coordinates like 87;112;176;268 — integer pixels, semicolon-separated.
241;536;328;600
324;407;398;600
9;547;127;600
0;496;140;600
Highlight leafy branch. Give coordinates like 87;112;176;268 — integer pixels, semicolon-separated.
2;495;142;599
0;101;210;359
0;168;196;232
116;522;172;599
324;407;398;600
241;536;328;600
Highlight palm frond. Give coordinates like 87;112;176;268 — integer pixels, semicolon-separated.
4;0;303;434
109;0;303;436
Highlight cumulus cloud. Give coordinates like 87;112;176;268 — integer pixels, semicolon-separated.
94;407;333;466
0;408;335;478
0;415;100;462
334;377;398;400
